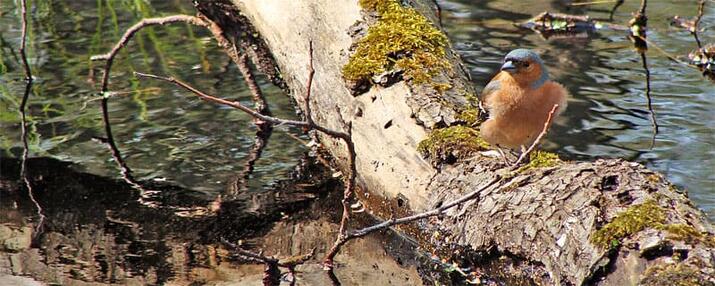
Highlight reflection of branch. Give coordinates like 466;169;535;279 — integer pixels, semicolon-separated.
135;44;358;273
513;104;559;167
199;14;274;196
199;14;269;115
227;125;272;197
90;15;207;93
221;238;314;286
93;14;276;200
18;0;44;236
609;0;624;21
19;81;45;237
98;99;139;188
98;98;162;206
640;52;659;146
19;0;32;80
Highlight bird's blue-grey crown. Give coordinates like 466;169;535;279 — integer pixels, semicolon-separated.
501;49;549;88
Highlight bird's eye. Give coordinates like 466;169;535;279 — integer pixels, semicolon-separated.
523;62;530;68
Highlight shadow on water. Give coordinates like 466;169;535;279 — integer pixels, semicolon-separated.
0;0;431;285
1;152;441;285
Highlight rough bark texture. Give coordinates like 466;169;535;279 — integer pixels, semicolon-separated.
197;0;715;285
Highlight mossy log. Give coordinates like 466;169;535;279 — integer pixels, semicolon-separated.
196;0;715;285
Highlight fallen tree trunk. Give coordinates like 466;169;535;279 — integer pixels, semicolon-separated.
196;0;715;285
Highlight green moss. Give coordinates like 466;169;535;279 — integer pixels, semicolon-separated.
457;107;481;126
646;174;660;183
640;263;714;286
516;151;561;172
417;126;489;161
344;0;450;87
432;82;453;94
662;224;715;248
590;200;666;249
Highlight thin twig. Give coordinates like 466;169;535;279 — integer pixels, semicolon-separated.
569;0;619;6
199;14;269;115
636;35;699;68
609;0;625;21
309;41;356;271
322;176;503;265
221;239;314;269
133;72;310;128
19;0;32;81
91;15;207;93
513;104;559;167
302;44;351;140
693;0;706;50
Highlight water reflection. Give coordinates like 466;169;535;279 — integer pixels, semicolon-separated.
0;154;429;285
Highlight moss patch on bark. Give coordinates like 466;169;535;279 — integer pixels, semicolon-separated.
590;200;666;249
641;263;714;286
343;0;451;90
417;126;489;163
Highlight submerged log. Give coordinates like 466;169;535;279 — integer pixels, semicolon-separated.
196;0;715;285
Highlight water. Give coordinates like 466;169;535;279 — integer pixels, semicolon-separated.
441;0;715;219
0;0;713;285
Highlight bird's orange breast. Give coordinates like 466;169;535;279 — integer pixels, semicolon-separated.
480;73;568;149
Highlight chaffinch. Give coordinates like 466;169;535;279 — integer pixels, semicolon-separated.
480;49;568;150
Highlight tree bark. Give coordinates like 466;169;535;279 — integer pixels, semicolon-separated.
196;0;715;285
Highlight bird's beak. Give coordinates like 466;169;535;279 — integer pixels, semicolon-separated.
501;60;517;73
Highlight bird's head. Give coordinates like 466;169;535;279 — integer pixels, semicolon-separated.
500;49;549;89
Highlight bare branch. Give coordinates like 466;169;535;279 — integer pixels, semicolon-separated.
693;0;706;50
323;176;504;266
302;41;357;270
19;0;32;81
133;72;310;128
199;14;269;114
513;104;559;167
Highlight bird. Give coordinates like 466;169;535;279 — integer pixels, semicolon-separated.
479;49;568;152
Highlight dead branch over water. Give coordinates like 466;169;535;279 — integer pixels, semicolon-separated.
19;0;32;80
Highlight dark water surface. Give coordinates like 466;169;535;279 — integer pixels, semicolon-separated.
0;0;713;285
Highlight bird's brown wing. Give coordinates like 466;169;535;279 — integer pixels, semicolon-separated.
481;78;501;105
